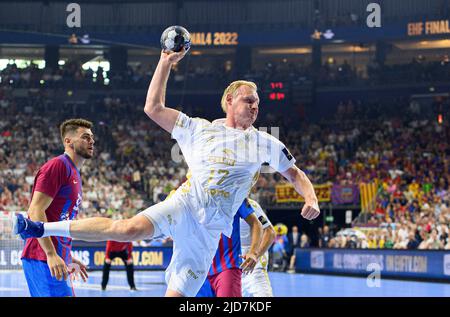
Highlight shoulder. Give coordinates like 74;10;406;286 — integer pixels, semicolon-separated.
40;156;66;172
192;117;212;127
193;116;211;124
43;155;64;166
256;129;283;145
175;113;211;130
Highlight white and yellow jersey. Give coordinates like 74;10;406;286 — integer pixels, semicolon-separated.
170;112;295;238
240;199;272;248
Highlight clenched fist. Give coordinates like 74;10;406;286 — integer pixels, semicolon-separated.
301;201;320;220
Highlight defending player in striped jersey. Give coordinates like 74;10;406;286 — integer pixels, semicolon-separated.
196;197;275;297
196;199;262;297
14;48;320;297
19;119;92;297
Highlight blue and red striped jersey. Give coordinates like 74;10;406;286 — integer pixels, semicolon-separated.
208;200;254;276
22;153;83;264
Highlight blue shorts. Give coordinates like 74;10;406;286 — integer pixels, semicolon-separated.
196;277;215;297
22;258;74;297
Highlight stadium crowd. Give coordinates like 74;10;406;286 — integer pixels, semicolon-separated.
0;96;187;218
1;55;450;91
308;97;450;250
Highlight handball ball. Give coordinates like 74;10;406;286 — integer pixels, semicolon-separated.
160;26;191;53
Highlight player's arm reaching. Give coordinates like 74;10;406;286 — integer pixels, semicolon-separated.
28;191;69;281
144;49;187;133
281;165;320;220
240;213;263;274
256;224;276;259
268;138;320;220
247;200;276;260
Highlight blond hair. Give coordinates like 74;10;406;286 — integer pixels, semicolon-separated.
220;80;257;113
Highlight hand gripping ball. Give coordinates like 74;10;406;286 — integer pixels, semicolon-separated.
160;25;191;53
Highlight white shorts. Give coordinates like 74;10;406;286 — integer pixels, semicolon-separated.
138;193;222;297
241;247;273;297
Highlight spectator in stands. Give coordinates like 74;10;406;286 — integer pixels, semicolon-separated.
419;229;445;250
345;235;358;248
271;231;289;272
438;223;449;245
367;232;378;249
327;238;337;248
357;235;368;248
286;226;300;273
300;234;310;248
318;225;333;248
383;230;395;249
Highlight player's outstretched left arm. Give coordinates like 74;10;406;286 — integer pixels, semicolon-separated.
240;213;263;274
281;165;320;220
144;49;187;133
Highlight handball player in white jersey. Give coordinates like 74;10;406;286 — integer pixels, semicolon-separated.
240;199;276;297
15;48;321;297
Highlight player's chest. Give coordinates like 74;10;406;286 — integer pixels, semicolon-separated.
57;173;82;199
195;130;266;163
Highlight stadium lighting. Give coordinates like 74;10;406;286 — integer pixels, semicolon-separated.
323;29;335;40
82;59;110;79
